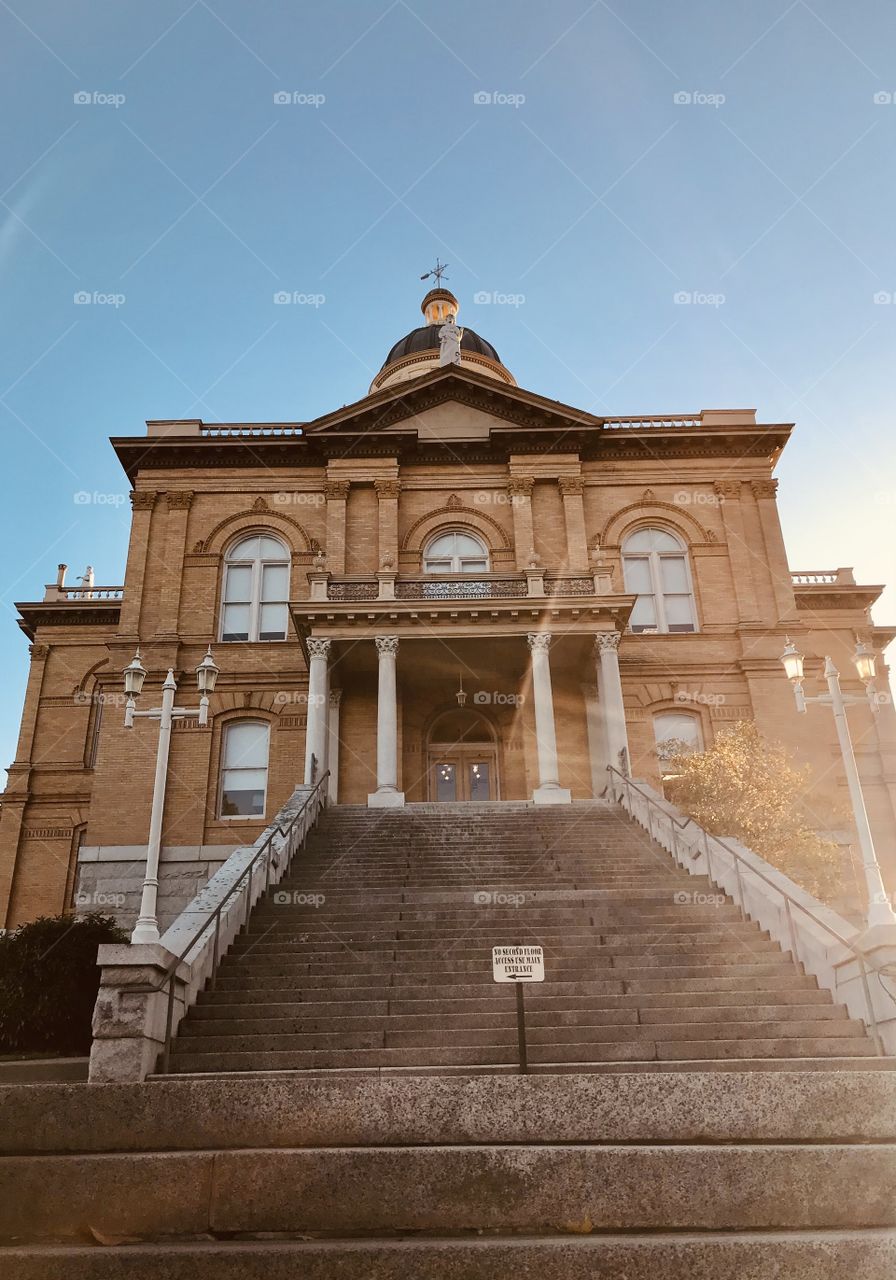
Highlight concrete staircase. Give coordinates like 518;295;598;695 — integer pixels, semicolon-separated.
2;1072;895;1275
167;802;877;1074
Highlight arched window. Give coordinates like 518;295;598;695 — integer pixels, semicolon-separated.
622;528;696;633
220;721;270;817
423;530;490;574
653;710;703;781
221;534;290;642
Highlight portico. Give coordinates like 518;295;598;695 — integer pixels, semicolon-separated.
293;593;633;806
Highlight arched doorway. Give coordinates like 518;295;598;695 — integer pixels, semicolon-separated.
426;708;499;802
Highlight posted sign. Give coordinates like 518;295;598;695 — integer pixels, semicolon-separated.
492;945;545;983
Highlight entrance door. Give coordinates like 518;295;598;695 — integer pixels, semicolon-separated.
427;708;500;802
431;752;496;801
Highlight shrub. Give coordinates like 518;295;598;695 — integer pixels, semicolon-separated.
0;913;127;1055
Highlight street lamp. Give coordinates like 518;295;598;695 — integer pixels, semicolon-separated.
780;637;896;929
123;646;220;945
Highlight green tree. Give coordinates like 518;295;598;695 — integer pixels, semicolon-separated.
662;721;844;901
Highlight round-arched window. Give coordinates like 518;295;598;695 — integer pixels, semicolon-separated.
221;534;290;642
621;527;696;633
423;530;490;574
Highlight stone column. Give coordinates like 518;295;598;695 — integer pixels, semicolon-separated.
581;682;609;798
0;642;50;926
374;479;400;573
558;477;589;571
118;491;157;641
714;481;760;622
303;638;331;786
508;476;535;570
157;491;194;639
324;480;350;575
327;689;342;804
595;632;630;778
527;633;572;804
750;479;797;624
368;636;404;808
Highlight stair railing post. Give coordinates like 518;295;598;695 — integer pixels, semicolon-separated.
857;953;884;1055
784;896;799;964
733;853;747;920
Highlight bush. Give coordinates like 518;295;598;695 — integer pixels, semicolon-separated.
0;913;127;1056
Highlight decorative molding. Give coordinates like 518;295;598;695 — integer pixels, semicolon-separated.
23;826;71;839
373;479;401;499
196;505;313;554
750;478;779;500
130;491;157;511
642;488;656;501
323;480;351;500
714;480;740;500
329;688;343;707
558;477;585;497
165;490;195;511
401;502;513;553
597;500;713;548
29;644;50;660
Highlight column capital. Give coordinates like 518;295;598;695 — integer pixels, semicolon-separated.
328;688;342;707
323;479;351;501
164;490;194;511
558;476;585;497
29;643;50;661
750;478;778;500
527;632;552;653
130;491;157;511
507;476;534;498
713;480;740;500
306;637;332;660
373;479;401;499
594;631;621;654
374;635;399;658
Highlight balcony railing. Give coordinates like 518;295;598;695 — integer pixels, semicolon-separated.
43;584;124;602
395;577;524;600
791;569;855;586
602;414;701;429
321;572;610;604
199;423;304;438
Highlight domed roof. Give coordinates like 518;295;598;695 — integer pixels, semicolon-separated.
379;324;502;372
369;285;516;393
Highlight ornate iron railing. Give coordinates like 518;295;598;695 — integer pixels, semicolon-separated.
545;576;594;596
327;580;379;601
395;577;525;600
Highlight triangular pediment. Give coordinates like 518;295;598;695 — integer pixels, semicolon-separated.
301;366;600;440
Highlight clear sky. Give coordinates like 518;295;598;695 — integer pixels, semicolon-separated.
1;1;895;770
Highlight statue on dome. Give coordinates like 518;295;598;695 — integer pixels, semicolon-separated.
438;313;464;367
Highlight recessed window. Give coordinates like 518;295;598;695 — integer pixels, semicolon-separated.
653;711;703;775
221;534;290;642
220;721;270;817
622;528;696;633
423;531;490;574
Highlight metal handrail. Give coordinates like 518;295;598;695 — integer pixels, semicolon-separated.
607;766;889;1054
152;772;329;1072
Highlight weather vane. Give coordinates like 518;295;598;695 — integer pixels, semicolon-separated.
420;258;449;286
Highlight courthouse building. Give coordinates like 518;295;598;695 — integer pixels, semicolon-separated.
2;286;895;930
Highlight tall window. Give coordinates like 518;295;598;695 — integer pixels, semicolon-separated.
423;530;490;574
220;721;270;817
221;534;290;642
622;528;696;633
653;711;703;779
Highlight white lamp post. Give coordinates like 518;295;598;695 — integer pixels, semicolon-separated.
780;638;896;928
123;647;220;944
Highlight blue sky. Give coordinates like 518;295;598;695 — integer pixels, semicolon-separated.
1;1;895;769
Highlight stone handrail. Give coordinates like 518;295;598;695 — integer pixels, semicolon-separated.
199;423;305;437
89;775;329;1082
602;415;701;429
607;767;896;1054
791;568;855;586
43;585;124;602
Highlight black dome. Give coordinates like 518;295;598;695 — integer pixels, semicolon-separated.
380;325;502;372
